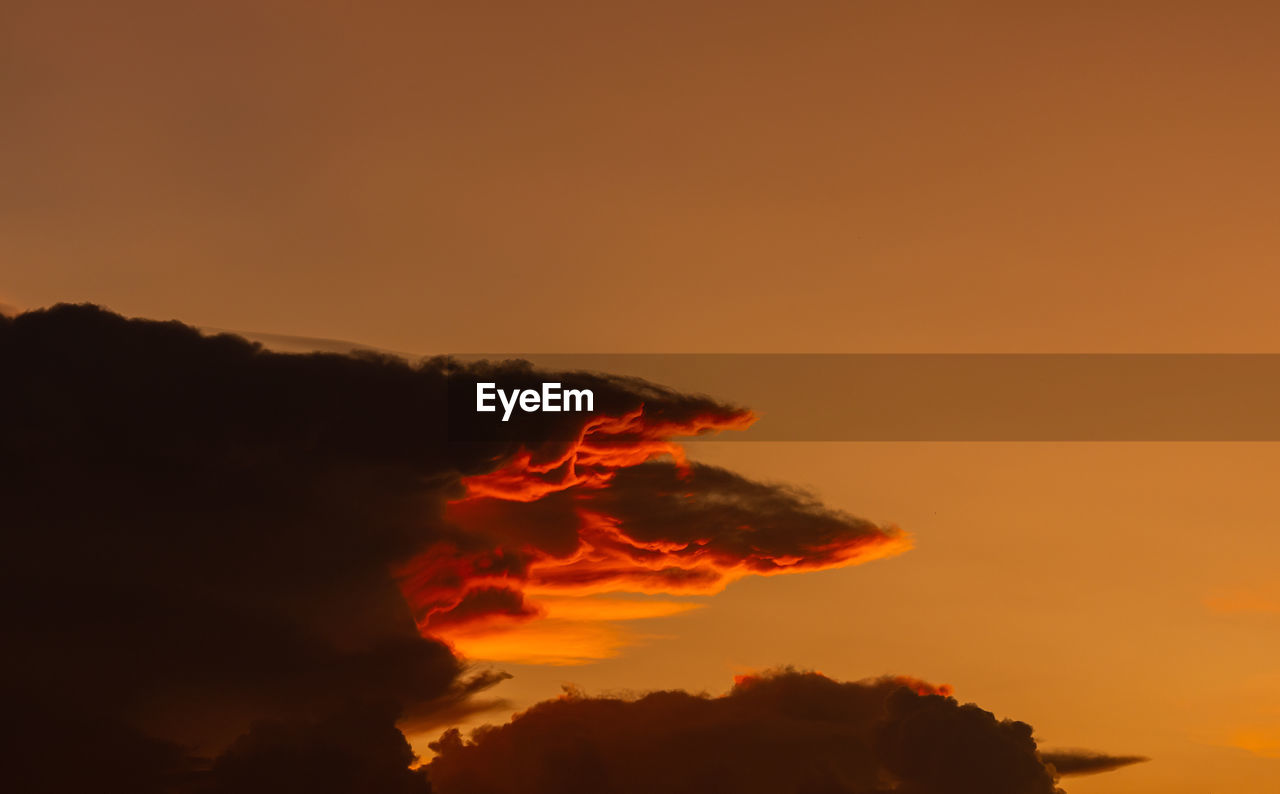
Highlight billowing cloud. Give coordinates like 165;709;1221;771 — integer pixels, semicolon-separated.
3;304;487;790
427;670;1141;794
2;305;1144;792
209;703;434;794
1;305;908;788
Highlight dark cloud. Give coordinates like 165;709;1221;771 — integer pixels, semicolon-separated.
3;305;471;789
0;306;743;780
428;671;1137;794
208;703;433;794
877;685;1056;794
571;460;899;582
425;586;539;631
1040;750;1149;777
0;304;784;789
9;694;200;794
1;305;1142;792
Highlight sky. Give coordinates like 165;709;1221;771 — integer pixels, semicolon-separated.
5;2;1280;792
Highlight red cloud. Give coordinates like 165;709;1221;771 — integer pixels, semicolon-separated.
398;402;909;663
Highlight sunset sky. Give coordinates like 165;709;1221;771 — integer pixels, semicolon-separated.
5;3;1280;792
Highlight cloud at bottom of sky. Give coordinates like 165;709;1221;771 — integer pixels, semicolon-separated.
427;670;1146;794
0;305;1145;792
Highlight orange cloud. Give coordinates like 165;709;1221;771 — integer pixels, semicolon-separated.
536;596;703;621
397;402;909;664
431;597;702;666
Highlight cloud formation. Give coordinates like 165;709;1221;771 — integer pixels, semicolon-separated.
1039;750;1150;777
209;703;434;794
427;670;1144;794
1;305;909;788
417;394;908;662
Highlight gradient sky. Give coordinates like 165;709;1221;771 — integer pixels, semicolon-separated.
6;2;1280;791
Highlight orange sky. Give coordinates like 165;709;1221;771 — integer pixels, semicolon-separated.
6;2;1280;791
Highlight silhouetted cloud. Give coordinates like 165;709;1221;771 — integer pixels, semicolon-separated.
427;670;1140;794
877;684;1056;794
1040;750;1149;777
2;305;911;790
209;703;433;794
9;694;200;794
2;305;1145;792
